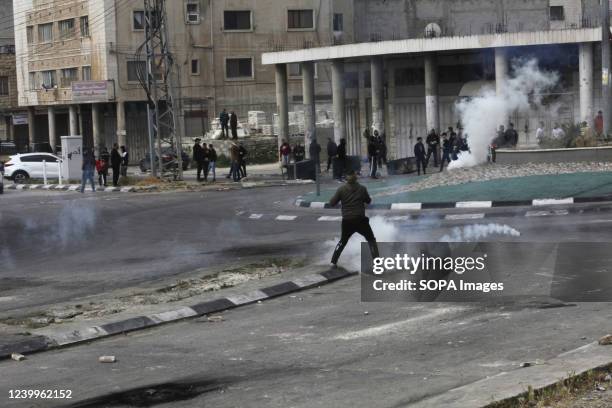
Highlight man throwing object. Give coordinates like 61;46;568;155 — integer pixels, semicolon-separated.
330;170;379;266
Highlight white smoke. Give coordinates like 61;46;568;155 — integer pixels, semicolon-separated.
439;223;521;242
55;203;96;246
450;58;559;168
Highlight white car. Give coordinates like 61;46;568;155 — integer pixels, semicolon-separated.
4;153;61;183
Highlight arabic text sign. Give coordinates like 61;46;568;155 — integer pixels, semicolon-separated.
72;81;108;102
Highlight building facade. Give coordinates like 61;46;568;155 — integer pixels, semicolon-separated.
264;0;607;159
14;0;352;161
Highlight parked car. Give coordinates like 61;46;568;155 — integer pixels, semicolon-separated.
0;161;4;194
139;148;191;172
3;153;61;183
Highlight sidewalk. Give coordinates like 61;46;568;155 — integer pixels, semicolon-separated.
298;163;612;206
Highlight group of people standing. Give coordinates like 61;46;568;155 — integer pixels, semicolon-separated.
278;140;307;166
413;127;469;175
192;138;218;182
81;144;129;193
219;109;239;140
229;141;248;182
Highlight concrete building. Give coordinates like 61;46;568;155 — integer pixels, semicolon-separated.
13;0;350;161
263;0;607;159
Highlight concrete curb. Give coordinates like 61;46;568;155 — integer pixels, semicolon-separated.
410;342;612;408
6;184;154;193
0;267;355;360
296;195;612;211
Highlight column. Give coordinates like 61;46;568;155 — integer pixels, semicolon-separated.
48;106;56;153
69;105;78;136
495;48;507;96
371;57;385;134
116;100;126;147
301;61;316;158
6;115;13;141
27;107;35;147
579;42;594;125
92;103;101;155
275;64;288;150
424;53;439;133
332;59;345;144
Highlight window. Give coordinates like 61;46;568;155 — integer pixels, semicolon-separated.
333;13;343;32
21;155;57;163
127;60;145;82
82;66;91;80
191;59;200;75
225;58;253;79
224;10;252;30
550;6;565;21
61;68;78;87
58;19;75;39
133;10;145;30
29;72;37;90
186;2;200;24
288;63;318;78
288;9;314;30
38;23;53;43
26;26;34;44
0;76;8;95
80;16;89;37
41;70;56;88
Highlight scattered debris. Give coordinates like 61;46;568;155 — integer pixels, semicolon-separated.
98;356;117;363
364;311;369;315
207;316;224;323
11;353;25;361
520;362;533;368
604;374;612;382
599;334;612;345
596;385;607;392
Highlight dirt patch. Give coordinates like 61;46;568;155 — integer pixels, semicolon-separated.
0;258;302;330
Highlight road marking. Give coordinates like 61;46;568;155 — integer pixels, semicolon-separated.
386;216;411;222
318;216;342;222
391;203;422;210
553;209;569;215
249;214;263;219
310;202;326;209
333;307;464;340
526;211;551;217
533;198;574;206
445;213;485;220
276;215;297;221
456;201;492;208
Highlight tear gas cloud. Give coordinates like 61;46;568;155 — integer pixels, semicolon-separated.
450;59;559;168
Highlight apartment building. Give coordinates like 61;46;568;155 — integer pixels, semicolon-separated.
0;0;23;144
14;0;351;161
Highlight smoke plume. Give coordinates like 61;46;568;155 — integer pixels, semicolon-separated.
450;58;559;168
439;223;521;242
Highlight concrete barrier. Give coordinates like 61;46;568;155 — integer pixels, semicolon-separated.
496;146;612;164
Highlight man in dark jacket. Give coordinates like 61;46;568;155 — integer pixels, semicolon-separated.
193;138;205;181
238;142;247;178
219;109;229;138
326;138;338;172
201;144;210;182
368;136;378;178
336;138;348;180
329;170;379;266
230;111;238;140
414;137;427;175
110;143;121;186
80;149;96;193
208;144;217;182
439;133;452;172
504;123;519;147
425;128;440;167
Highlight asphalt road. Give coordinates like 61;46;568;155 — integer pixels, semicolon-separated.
2;185;612;407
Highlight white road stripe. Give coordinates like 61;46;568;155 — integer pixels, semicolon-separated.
390;203;422;210
310;202;326;209
533;198;574;206
386;216;411;222
276;215;298;221
455;201;492;208
525;211;551;217
318;216;342;222
445;213;486;220
249;214;263;219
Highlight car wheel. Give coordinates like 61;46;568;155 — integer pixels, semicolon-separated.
12;170;29;183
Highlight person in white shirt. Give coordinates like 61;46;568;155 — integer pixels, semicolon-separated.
536;122;545;142
552;123;565;139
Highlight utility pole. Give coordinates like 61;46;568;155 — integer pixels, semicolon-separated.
139;0;182;180
603;0;611;136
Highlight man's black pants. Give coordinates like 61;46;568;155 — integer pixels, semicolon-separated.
112;166;120;186
331;217;379;265
426;146;438;167
416;157;427;175
196;161;205;181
